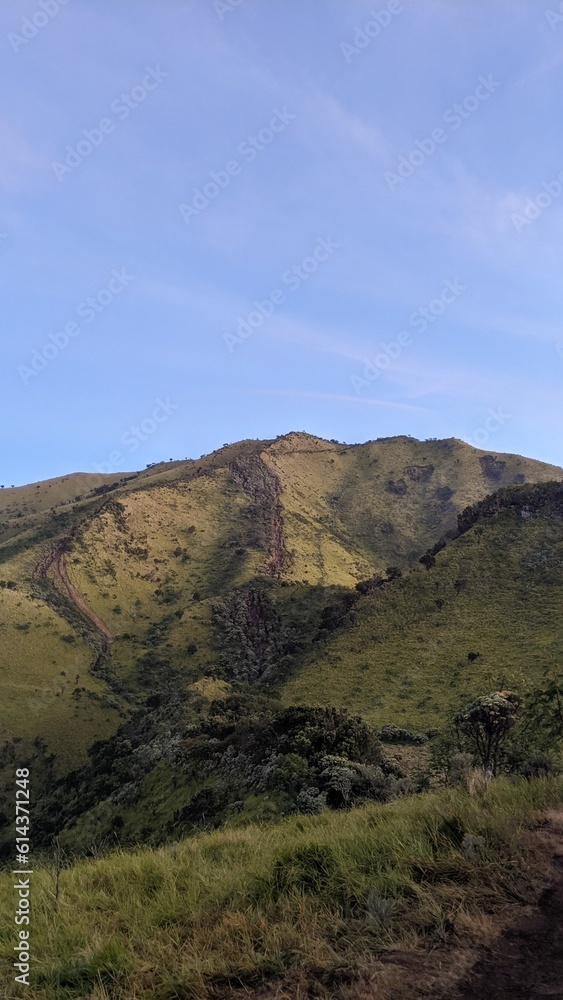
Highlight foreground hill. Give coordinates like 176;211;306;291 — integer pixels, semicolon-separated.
1;779;562;999
0;432;561;775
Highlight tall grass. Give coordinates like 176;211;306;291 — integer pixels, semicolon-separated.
1;777;561;999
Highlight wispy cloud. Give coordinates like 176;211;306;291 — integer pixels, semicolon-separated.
247;387;429;412
0;120;48;193
310;95;389;159
264;315;369;363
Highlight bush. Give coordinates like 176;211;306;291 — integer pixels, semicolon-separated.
520;754;560;780
447;752;474;786
295;786;326;814
379;723;428;745
318;755;398;808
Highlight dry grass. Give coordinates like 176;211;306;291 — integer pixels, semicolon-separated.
1;777;561;999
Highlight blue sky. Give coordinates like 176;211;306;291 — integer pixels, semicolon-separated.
2;0;563;485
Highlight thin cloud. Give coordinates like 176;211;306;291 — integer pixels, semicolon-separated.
247;388;430;412
0;121;48;193
306;94;389;159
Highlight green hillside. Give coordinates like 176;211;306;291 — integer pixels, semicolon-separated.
281;484;563;729
0;441;561;853
1;433;560;769
17;477;560;857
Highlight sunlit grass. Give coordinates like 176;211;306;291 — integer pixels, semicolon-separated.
1;777;561;999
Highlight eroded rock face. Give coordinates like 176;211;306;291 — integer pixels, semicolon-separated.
228;455;287;576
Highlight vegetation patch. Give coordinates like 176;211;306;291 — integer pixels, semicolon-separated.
1;778;562;999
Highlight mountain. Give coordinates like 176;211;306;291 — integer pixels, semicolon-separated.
0;431;561;779
3;457;563;992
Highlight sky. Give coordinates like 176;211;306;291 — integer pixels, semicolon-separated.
2;0;563;486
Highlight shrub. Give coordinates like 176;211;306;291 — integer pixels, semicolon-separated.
295;786;327;814
447;752;474;786
379;723;428;745
520;754;560;780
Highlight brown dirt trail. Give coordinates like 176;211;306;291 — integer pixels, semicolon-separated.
452;847;563;999
34;541;113;644
443;812;563;1000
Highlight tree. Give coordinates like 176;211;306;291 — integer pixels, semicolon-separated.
455;691;521;776
213;585;291;684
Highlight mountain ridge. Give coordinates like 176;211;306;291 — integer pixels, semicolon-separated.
0;431;561;778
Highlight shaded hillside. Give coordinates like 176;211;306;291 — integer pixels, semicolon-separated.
261;433;562;583
282;480;563;729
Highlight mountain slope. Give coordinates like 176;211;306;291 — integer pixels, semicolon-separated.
281;481;563;729
27;479;563;857
0;433;561;772
262;433;562;582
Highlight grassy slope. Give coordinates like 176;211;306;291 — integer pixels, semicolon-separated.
0;472;128;522
0;433;561;768
280;507;563;728
1;778;561;999
0;534;121;769
0;582;115;763
41;491;563;852
0;452;267;765
264;433;562;583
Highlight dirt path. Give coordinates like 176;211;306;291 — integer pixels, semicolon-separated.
34;541;113;645
453;849;563;999
228;813;563;1000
